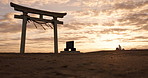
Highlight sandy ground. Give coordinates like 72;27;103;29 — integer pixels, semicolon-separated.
0;51;147;78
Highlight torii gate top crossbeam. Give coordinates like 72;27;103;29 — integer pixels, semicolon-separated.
10;2;67;18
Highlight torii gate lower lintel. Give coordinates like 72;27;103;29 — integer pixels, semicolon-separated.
10;2;67;54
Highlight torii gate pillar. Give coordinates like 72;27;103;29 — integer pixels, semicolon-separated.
53;17;58;54
20;12;28;54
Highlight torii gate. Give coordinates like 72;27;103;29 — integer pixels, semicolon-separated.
10;2;67;54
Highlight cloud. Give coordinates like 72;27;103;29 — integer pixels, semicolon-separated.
134;45;148;49
118;13;148;26
0;23;21;33
0;12;18;23
0;13;22;33
140;25;148;31
27;37;53;42
134;36;148;39
66;1;81;6
61;21;98;30
114;0;148;10
119;36;148;43
0;0;70;5
68;0;147;27
78;0;147;11
102;22;115;26
0;12;51;33
100;28;128;34
117;9;148;32
60;35;87;41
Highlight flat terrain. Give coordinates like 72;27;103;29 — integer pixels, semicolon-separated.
0;51;147;78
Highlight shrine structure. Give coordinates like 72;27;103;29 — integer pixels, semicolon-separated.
60;41;80;53
10;2;67;53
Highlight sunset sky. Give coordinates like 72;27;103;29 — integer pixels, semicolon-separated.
0;0;147;53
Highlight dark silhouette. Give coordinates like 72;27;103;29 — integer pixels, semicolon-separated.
10;2;67;54
64;41;76;51
116;45;125;51
61;41;80;53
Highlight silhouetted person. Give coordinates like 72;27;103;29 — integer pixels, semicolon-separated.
116;45;124;51
119;45;121;50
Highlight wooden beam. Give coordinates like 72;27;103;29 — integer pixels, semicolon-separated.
10;2;67;18
40;14;43;19
14;15;63;24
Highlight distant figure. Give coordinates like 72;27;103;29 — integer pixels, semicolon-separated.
116;48;119;50
116;45;125;51
119;45;121;50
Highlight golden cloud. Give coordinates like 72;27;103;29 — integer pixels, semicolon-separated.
0;0;70;5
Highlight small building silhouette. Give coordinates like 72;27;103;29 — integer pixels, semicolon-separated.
64;41;76;51
60;41;80;53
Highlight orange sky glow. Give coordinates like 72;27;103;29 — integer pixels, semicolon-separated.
0;0;147;53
